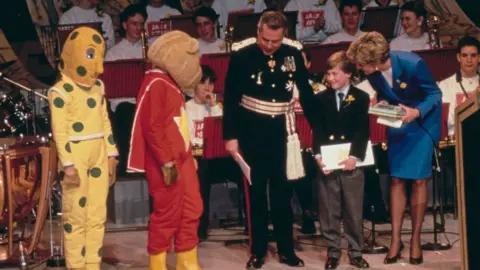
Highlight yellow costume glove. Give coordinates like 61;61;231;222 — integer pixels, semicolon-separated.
62;167;81;188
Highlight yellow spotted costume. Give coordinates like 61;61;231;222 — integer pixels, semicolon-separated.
48;27;118;270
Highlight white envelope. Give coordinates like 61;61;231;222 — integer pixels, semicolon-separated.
235;153;252;185
320;141;375;171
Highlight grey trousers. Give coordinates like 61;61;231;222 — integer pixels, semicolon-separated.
317;168;365;259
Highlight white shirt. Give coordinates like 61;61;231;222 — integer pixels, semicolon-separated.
105;39;143;61
390;33;430;52
198;38;226;55
145;5;181;22
335;83;350;111
59;6;115;49
381;67;394;88
185;99;223;146
284;0;342;43
361;0;403;37
223;0;266;13
438;73;479;135
323;29;365;44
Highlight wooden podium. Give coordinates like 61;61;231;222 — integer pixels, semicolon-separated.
455;88;480;270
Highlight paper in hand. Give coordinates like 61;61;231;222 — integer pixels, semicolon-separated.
377;116;403;128
235;153;251;185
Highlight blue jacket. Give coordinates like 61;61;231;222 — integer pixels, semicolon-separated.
367;51;442;146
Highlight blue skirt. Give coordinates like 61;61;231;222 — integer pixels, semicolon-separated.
387;122;434;179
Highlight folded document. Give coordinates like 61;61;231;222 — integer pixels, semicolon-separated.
321;141;375;171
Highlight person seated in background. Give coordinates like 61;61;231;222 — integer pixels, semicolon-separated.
145;0;181;22
193;6;226;55
360;0;403;37
389;1;430;51
323;0;364;44
59;0;115;49
439;36;480;137
144;0;181;43
203;0;229;39
180;0;202;15
284;0;342;43
185;65;245;241
105;4;147;61
224;0;266;13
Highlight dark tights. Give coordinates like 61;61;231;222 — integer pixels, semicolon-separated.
386;178;428;259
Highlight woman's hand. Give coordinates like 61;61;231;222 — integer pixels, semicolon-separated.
399;104;420;123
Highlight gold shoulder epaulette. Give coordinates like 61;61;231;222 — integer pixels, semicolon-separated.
282;38;303;50
232;37;257;52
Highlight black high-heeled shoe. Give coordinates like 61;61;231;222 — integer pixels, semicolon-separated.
384;242;404;264
409;245;423;265
409;255;423;265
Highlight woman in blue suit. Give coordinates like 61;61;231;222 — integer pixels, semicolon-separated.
347;32;442;265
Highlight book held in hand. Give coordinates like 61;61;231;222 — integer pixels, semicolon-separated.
368;103;406;119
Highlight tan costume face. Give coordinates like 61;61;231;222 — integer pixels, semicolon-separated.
148;31;202;94
59;26;105;88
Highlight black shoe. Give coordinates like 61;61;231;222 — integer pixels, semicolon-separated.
349;256;370;268
246;255;264;269
300;215;316;234
409;255;423;265
384;242;404;264
279;254;305;267
324;257;339;269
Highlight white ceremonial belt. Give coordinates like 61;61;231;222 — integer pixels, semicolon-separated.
240;95;291;116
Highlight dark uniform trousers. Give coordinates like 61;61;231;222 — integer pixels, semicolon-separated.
245;148;296;257
317;168;365;259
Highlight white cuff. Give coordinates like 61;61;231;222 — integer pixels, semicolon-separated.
349;156;360;161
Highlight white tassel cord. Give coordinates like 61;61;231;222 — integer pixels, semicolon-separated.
285;109;305;180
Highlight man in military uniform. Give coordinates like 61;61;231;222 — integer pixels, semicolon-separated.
223;10;317;269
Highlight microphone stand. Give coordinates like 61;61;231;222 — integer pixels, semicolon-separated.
422;147;451;251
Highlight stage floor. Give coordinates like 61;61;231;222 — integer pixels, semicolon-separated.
4;213;461;270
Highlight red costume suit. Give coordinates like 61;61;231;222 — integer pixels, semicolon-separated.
127;69;202;254
127;30;203;270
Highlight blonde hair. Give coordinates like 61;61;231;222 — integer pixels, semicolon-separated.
327;51;355;75
346;32;390;66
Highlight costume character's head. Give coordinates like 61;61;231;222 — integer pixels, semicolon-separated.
147;30;202;95
59;26;106;88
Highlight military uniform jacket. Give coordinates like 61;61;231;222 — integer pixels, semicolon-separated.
222;38;316;146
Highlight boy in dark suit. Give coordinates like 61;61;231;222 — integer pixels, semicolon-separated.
312;51;370;269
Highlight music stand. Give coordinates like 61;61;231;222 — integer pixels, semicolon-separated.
360;6;400;40
304;42;351;74
100;59;147;99
231;11;298;41
161;15;198;38
414;48;458;82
